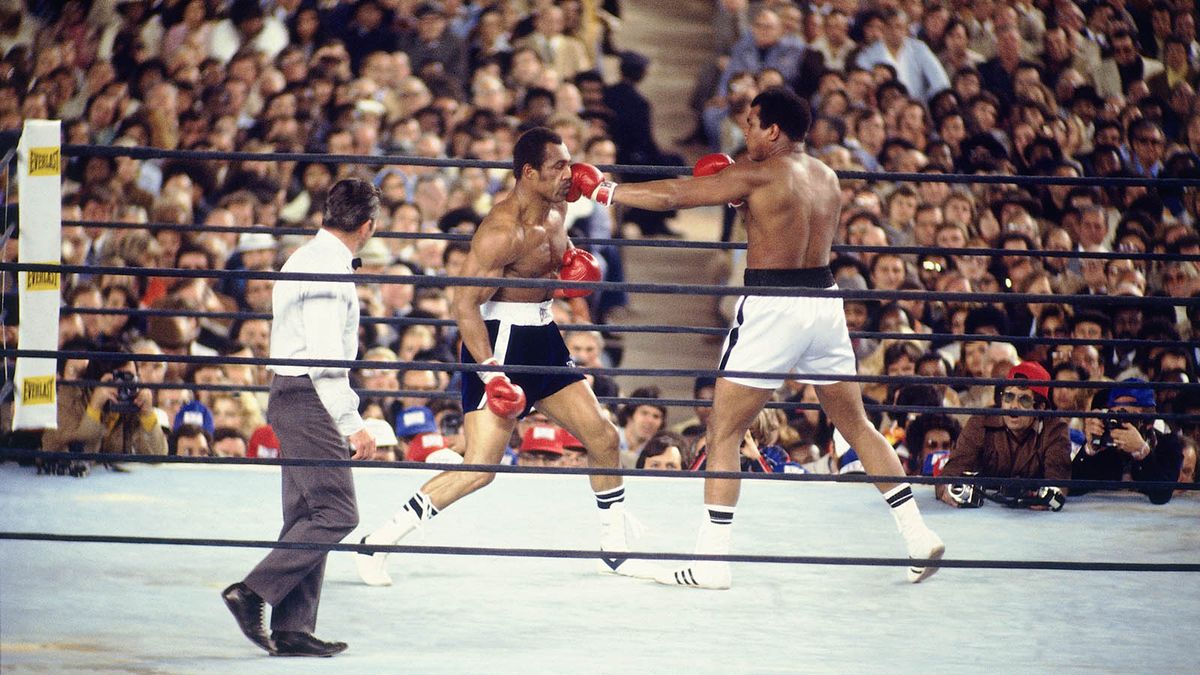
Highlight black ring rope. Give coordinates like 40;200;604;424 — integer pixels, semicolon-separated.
2;531;1190;573
58;218;1200;263
22;348;1200;395
32;347;1200;424
4;449;1194;492
57;142;1200;188
58;305;1200;352
8;262;1199;308
45;378;1186;424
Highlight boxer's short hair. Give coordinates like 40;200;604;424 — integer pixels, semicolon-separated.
751;86;811;142
512;127;564;181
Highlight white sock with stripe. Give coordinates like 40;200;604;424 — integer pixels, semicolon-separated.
697;504;734;554
883;483;924;533
594;485;625;510
368;492;438;545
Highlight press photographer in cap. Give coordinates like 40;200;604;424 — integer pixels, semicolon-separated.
1072;378;1185;505
936;362;1070;511
41;342;168;459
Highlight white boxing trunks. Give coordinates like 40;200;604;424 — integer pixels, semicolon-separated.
718;267;857;390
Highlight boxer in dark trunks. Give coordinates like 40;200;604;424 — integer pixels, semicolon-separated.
356;127;656;586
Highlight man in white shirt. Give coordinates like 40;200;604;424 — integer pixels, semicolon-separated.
222;178;378;658
855;8;950;103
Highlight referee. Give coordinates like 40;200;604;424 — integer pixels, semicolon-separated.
222;178;378;657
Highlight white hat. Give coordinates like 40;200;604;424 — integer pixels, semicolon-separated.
425;448;464;464
357;238;393;266
363;417;400;447
236;231;276;253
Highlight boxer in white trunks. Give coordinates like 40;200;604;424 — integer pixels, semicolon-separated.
571;87;945;588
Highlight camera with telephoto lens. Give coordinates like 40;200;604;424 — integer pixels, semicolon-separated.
946;471;984;508
105;370;141;414
1090;416;1124;452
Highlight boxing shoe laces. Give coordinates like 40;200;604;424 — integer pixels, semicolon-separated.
904;525;945;584
596;506;659;579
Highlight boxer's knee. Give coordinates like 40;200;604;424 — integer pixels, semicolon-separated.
583;421;620;460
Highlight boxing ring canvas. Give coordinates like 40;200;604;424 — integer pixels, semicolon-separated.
1;463;1197;673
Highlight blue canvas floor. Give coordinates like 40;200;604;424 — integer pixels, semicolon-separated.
1;462;1197;674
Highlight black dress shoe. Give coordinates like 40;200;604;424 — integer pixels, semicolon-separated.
270;631;348;657
221;582;274;654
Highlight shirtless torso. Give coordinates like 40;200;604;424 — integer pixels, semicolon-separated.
738;151;839;271
471;195;569;305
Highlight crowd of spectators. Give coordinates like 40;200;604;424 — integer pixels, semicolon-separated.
0;0;1196;503
681;0;1200;503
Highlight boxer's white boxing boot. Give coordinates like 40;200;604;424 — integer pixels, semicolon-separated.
903;526;945;583
355;492;437;586
654;510;733;590
885;484;945;583
596;501;660;579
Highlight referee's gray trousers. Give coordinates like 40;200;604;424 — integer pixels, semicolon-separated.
244;375;359;633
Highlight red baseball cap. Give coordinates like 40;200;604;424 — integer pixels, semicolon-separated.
521;424;564;455
558;428;584;450
406;432;450;462
248;425;279;458
1007;361;1051;400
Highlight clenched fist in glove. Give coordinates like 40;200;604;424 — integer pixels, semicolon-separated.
693;153;743;208
568;163;617;205
555;248;601;298
479;357;525;419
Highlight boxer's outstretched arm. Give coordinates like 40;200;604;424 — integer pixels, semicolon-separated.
613;162;762;211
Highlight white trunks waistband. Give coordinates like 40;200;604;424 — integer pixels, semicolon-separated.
479;300;554;326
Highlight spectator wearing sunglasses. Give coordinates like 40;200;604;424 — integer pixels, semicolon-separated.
937;362;1071;510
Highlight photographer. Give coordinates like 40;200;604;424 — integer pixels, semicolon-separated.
1072;379;1185;505
937;362;1071;511
42;346;167;456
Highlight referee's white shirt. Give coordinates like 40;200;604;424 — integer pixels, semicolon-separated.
269;228;364;437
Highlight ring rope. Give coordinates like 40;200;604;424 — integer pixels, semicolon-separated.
56;141;1200;188
9;262;1198;308
43;379;1185;424
4;449;1194;492
26;346;1200;398
26;348;1200;394
56;306;1200;352
3;531;1189;573
58;218;1200;263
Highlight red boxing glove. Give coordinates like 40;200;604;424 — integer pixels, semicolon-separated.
555;248;601;298
693;153;743;208
569;163;617;206
480;358;526;420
